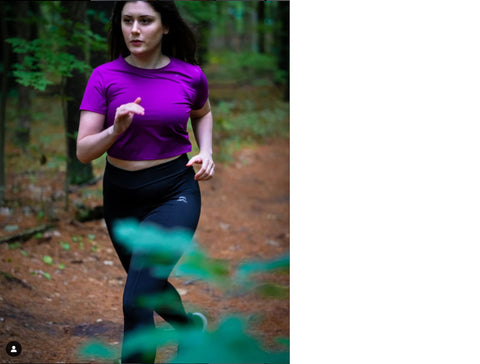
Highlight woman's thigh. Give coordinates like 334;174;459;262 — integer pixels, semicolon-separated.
142;187;201;233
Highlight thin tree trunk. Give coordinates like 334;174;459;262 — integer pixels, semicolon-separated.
0;3;11;205
257;1;266;54
277;1;290;101
14;1;32;147
61;1;93;189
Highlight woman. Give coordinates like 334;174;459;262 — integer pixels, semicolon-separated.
76;1;214;362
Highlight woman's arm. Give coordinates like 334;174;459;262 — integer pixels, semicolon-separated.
77;97;144;164
77;111;117;164
187;99;215;181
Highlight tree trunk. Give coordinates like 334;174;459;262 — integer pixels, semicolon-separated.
257;1;266;54
196;20;210;65
61;1;93;186
16;85;31;148
277;1;290;102
14;1;33;147
0;3;11;205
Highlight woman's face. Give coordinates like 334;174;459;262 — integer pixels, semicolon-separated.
121;1;168;58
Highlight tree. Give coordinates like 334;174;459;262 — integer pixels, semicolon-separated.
0;2;12;205
276;1;290;101
7;1;106;189
257;1;266;54
61;0;93;186
176;1;216;65
14;1;37;147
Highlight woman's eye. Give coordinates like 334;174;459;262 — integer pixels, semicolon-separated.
122;17;152;25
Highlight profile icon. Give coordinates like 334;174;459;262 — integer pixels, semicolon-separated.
6;341;22;357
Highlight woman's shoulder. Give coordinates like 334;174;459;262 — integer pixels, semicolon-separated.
93;57;125;73
169;58;202;74
168;59;206;88
88;58;131;85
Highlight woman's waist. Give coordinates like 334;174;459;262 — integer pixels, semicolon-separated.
107;154;183;172
104;153;192;188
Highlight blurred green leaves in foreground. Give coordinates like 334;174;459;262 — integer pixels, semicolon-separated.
78;219;289;363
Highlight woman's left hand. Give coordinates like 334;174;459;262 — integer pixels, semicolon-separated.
186;153;215;181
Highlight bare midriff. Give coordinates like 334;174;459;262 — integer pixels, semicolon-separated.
107;154;182;171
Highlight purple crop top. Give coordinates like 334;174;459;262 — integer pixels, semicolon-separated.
79;56;209;160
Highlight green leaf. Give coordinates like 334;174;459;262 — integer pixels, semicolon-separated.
78;340;117;361
171;316;289;363
236;254;289;280
121;326;176;361
254;282;289;299
43;255;53;265
7;242;21;250
175;250;230;287
113;218;194;259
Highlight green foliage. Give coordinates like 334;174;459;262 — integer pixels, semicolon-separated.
7;3;106;91
7;241;20;250
175;249;231;288
113;219;195;275
81;315;288;364
213;98;289;162
59;241;70;251
176;1;217;25
80;219;289;363
42;255;53;265
172;316;289;363
210;51;286;86
7;38;88;92
78;340;117;361
31;270;51;280
172;316;288;363
236;254;290;279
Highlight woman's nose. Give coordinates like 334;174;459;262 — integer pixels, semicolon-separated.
131;21;140;34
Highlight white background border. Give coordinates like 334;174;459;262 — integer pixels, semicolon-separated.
291;1;480;363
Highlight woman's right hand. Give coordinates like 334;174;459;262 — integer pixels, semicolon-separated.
113;97;144;135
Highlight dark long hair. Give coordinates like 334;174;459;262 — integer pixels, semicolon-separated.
108;1;198;65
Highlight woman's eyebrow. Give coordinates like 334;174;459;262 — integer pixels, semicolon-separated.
122;13;156;18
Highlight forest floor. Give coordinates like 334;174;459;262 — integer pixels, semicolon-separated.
0;132;289;363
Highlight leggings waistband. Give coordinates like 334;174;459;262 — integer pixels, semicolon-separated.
104;154;190;189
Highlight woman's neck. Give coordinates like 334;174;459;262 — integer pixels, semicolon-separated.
126;53;170;69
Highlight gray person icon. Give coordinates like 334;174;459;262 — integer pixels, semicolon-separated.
10;346;17;353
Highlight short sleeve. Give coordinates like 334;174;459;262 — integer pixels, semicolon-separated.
79;68;107;114
191;67;209;110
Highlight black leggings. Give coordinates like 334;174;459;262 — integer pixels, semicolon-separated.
103;154;201;363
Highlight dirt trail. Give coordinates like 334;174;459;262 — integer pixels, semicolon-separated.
0;138;289;363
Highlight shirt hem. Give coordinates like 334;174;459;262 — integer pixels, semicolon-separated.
106;146;192;161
